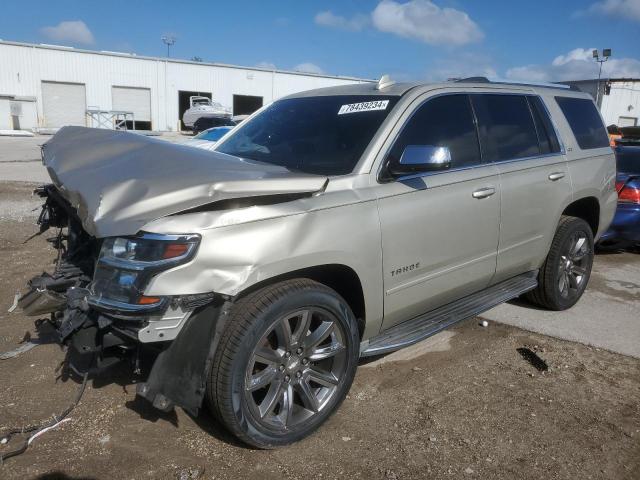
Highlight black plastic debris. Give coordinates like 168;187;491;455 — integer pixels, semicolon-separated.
517;347;549;372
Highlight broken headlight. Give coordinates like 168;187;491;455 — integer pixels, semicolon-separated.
88;233;200;314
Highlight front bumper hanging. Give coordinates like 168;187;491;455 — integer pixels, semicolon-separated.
17;184;229;415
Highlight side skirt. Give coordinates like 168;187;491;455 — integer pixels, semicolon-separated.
360;271;538;357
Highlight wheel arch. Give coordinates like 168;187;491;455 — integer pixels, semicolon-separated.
234;264;367;338
561;196;600;236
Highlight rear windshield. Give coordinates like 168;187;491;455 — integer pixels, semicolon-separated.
216;95;399;175
615;147;640;174
555;97;609;150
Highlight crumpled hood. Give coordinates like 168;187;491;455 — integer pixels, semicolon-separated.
42;127;328;238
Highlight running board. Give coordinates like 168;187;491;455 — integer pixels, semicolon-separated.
361;271;538;357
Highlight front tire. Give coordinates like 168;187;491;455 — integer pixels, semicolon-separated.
526;215;594;310
206;279;359;448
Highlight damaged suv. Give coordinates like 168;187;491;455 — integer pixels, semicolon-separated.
19;78;616;448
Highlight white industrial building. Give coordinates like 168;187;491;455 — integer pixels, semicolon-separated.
600;79;640;127
0;40;372;132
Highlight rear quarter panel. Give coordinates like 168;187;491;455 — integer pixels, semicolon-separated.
541;91;617;241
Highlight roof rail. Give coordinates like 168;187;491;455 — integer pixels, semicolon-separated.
454;76;570;90
455;76;490;83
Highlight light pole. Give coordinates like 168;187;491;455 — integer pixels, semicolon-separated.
593;48;611;106
161;35;176;58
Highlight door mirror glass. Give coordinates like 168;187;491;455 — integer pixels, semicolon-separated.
389;145;452;176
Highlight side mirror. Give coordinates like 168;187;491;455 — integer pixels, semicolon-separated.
388;145;452;177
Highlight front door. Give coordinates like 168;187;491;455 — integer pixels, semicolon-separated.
376;94;501;330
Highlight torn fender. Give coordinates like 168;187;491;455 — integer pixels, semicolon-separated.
136;300;231;415
42;127;328;238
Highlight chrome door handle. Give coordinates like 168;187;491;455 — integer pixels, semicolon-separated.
548;172;565;181
472;187;496;199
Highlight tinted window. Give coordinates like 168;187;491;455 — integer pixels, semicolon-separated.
528;96;561;155
388;94;480;169
615;147;640;174
555;96;609;150
471;94;540;162
217;95;399;175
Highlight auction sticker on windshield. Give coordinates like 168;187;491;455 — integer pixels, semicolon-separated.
338;100;389;115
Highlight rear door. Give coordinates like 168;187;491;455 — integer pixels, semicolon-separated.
474;93;572;282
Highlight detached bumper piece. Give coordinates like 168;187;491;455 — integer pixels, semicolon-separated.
18;266;89;316
54;288;138;374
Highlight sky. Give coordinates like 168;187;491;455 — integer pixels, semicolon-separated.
1;0;639;82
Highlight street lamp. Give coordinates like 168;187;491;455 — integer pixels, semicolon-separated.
161;35;176;58
593;48;611;106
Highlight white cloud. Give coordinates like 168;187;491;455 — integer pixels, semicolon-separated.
40;20;95;45
256;61;277;70
371;0;483;46
293;62;325;75
551;48;595;66
506;48;640;82
582;0;640;21
315;11;369;31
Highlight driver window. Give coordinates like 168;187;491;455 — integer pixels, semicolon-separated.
388;94;481;170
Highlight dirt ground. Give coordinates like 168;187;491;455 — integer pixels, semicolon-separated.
1;181;639;480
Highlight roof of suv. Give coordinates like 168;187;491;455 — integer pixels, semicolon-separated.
284;79;581;100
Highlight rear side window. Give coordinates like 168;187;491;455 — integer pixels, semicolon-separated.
615;147;640;175
471;94;540;162
555;97;609;150
528;96;561;155
388;94;481;169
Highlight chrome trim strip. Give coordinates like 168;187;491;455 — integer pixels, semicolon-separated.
87;296;169;314
378;92;567;183
386;251;497;295
497;234;545;255
394;152;565;182
138;232;200;242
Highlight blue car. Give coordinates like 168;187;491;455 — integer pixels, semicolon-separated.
597;146;640;250
185;126;235;152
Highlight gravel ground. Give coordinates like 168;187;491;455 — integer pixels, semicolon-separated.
1;182;639;480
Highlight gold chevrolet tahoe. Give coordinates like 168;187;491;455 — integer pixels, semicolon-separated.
18;77;617;448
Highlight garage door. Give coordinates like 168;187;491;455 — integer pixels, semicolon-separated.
112;87;151;122
42;81;86;128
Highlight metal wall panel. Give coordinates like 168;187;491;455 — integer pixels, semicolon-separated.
41;81;86;127
0;41;372;131
600;80;640;126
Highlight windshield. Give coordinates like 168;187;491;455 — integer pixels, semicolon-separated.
194;127;232;142
216;95;399;175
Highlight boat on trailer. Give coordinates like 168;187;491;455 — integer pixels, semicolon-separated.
182;96;231;129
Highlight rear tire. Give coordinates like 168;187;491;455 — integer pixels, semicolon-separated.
206;279;359;448
526;216;594;310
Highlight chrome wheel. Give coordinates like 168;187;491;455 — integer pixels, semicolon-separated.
245;308;348;430
557;231;591;299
